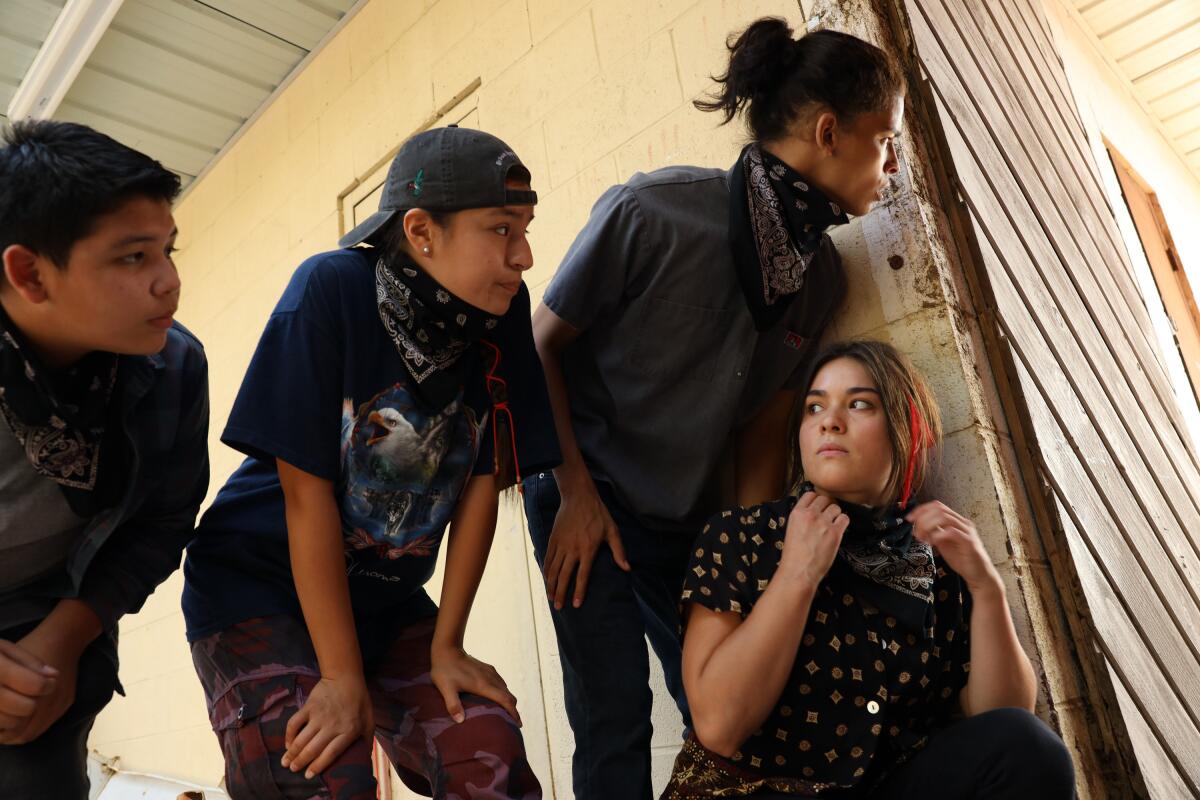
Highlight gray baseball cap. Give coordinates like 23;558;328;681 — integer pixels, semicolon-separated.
339;125;537;249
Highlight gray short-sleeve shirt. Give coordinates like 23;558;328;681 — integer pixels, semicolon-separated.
543;166;845;530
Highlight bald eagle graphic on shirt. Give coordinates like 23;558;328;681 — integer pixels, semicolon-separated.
338;384;484;560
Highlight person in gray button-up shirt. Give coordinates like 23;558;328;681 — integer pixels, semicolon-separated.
522;17;908;800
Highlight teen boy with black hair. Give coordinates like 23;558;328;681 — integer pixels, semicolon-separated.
0;120;209;798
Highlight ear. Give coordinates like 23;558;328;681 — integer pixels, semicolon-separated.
812;110;839;156
2;245;50;303
402;208;436;255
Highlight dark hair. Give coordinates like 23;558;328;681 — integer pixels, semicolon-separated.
0;120;180;269
798;340;942;508
371;209;456;258
696;19;905;142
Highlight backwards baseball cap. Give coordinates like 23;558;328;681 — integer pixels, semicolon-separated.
338;126;537;249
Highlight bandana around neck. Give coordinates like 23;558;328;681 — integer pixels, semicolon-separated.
729;144;850;331
0;304;120;515
798;482;936;637
375;254;500;411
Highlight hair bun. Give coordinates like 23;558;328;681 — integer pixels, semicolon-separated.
725;17;798;99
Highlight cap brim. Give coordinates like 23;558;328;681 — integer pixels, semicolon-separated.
337;208;399;249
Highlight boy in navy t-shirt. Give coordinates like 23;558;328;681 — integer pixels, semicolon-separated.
183;127;558;798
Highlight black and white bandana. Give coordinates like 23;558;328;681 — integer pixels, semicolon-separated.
375;255;499;411
800;483;936;637
0;305;120;515
729;144;850;331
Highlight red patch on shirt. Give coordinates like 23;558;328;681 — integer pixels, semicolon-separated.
784;332;805;351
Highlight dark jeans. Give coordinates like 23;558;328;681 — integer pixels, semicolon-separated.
523;472;695;800
0;624;120;800
746;708;1075;800
872;708;1075;798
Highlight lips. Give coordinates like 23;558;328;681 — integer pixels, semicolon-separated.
498;281;522;295
147;311;175;330
817;444;848;456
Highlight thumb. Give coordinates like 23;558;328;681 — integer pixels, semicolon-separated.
436;680;465;724
607;526;631;572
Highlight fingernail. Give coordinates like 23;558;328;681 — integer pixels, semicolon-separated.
454;712;465;723
305;771;314;780
281;756;289;767
40;665;58;676
573;598;581;608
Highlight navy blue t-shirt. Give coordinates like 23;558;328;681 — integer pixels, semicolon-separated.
183;249;515;644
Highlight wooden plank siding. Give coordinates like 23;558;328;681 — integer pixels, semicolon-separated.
891;0;1200;793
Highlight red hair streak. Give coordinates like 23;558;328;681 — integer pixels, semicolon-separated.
899;397;921;509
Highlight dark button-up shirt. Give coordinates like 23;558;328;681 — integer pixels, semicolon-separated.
544;167;845;530
676;498;971;792
0;324;209;637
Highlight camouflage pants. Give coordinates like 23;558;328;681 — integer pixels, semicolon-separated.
191;614;541;799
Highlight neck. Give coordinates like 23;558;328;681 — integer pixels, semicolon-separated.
0;292;89;370
758;139;848;213
806;482;887;510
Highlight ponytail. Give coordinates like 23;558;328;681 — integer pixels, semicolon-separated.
696;19;904;142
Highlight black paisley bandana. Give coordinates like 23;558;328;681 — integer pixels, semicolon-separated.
375;254;499;411
800;483;936;637
0;305;119;514
729;143;850;331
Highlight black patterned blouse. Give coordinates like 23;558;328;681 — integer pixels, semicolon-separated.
664;497;972;798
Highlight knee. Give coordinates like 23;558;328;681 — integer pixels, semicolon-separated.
437;705;541;796
976;707;1075;794
448;704;527;762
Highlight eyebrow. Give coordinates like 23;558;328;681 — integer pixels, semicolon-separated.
110;228;178;249
492;208;535;221
805;387;882;397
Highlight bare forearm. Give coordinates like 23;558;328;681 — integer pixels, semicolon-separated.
21;599;102;660
735;440;788;507
734;390;794;507
961;579;1036;714
535;338;592;499
434;476;499;651
690;578;815;754
285;496;362;680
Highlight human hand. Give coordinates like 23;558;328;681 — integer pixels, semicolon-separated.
908;501;1001;594
0;639;59;744
777;491;849;592
543;481;629;609
431;644;521;726
281;673;373;780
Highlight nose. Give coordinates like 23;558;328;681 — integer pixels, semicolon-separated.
884;140;900;175
509;234;534;273
820;408;846;433
153;252;182;298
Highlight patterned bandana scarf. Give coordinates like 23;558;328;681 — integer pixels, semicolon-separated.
0;304;120;516
799;483;936;637
729;143;850;331
375;254;499;411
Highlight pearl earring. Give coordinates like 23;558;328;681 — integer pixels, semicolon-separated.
422;246;431;255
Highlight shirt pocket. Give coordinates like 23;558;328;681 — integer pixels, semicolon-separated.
631;297;731;384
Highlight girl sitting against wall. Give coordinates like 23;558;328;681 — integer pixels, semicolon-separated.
181;127;558;799
663;340;1075;799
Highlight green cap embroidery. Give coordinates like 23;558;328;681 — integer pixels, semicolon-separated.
407;168;424;198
